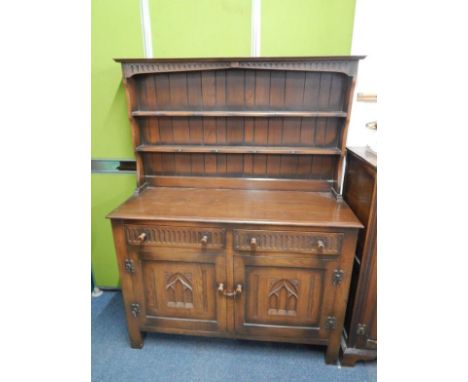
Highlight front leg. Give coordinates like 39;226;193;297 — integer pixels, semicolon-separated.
325;336;340;364
111;220;145;349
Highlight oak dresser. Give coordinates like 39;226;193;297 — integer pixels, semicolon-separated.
107;56;364;364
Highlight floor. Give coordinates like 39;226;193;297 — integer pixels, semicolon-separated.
92;291;376;382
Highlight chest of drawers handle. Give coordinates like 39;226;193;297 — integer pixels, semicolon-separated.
137;232;147;242
200;235;209;246
317;240;325;250
250;237;257;250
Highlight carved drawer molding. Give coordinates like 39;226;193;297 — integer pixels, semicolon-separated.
233;229;343;255
125;224;225;249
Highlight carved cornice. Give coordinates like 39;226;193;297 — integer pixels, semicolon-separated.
238;60;358;77
123;62;231;78
121;59;358;78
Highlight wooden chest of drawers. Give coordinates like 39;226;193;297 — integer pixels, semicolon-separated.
108;57;364;364
341;147;377;365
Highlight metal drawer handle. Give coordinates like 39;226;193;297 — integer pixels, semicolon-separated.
137;232;147;242
200;235;208;245
217;283;242;298
250;237;257;250
317;240;325;250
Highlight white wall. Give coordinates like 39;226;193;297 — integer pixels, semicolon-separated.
347;0;377;150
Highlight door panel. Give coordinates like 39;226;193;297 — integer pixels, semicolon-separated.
244;266;323;326
142;261;216;320
131;246;227;334
234;252;338;341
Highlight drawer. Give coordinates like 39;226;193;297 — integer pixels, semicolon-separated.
233;229;343;255
125;224;226;249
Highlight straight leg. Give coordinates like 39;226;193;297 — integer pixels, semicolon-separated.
111;220;145;349
128;323;144;349
325;338;340;364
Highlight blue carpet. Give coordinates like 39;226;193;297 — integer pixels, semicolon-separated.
92;291;376;382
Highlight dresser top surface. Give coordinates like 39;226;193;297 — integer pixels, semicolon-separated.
347;147;377;169
115;56;365;63
107;187;363;228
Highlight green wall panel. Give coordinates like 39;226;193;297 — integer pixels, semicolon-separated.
261;0;356;56
91;0;143;158
91;0;143;287
149;0;251;57
91;174;136;287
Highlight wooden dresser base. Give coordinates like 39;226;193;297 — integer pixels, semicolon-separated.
109;188;361;365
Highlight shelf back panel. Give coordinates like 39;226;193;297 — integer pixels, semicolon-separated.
139;116;343;149
142;153;337;180
133;69;349;113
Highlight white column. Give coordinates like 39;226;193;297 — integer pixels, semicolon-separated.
140;0;154;58
251;0;261;57
348;0;377;150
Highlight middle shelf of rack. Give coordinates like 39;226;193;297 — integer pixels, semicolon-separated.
131;110;348;118
135;144;342;155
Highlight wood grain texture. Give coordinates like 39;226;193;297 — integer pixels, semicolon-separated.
132;70;348;112
142;153;338;180
146;176;332;192
138;116;343;149
108;187;362;228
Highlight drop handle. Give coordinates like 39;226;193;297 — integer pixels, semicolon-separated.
250;237;257;250
200;235;209;245
217;283;242;298
137;232;147;242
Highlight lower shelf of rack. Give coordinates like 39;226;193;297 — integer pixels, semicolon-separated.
136;144;342;155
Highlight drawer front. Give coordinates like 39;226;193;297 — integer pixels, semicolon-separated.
125;224;226;249
233;229;343;255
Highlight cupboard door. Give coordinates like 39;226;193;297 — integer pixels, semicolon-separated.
233;253;339;342
131;247;227;334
